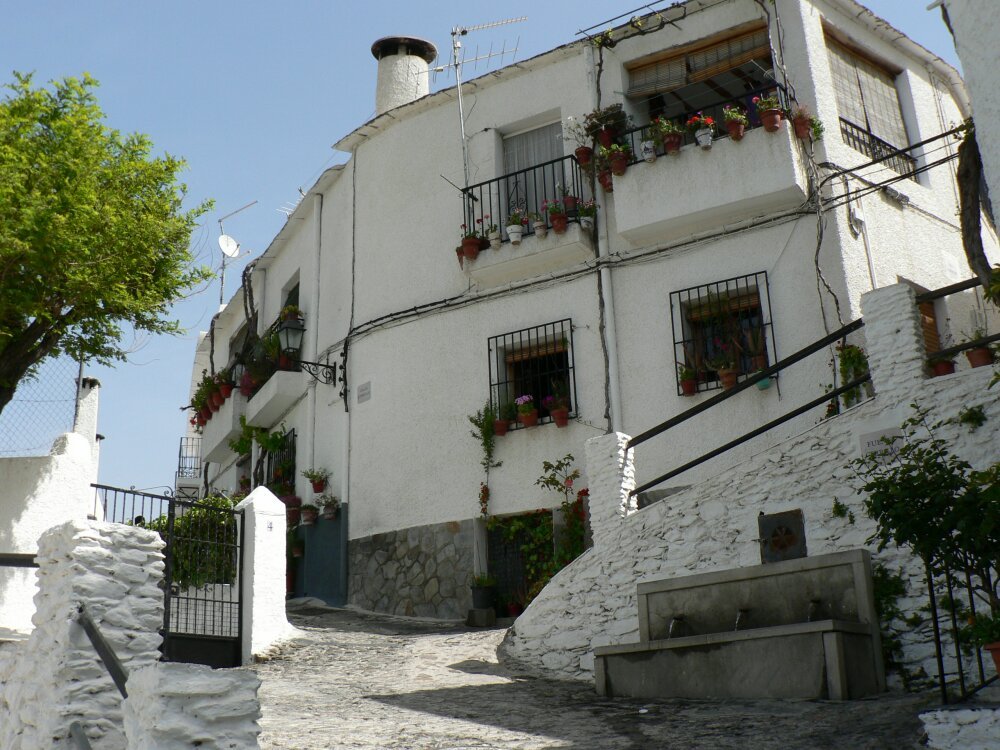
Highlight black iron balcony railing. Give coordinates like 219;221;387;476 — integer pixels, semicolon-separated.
176;436;201;480
462;155;587;244
621;84;791;164
839;117;917;179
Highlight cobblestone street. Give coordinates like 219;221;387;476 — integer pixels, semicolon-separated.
255;605;934;749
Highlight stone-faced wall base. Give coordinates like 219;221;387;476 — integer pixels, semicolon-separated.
348;519;474;620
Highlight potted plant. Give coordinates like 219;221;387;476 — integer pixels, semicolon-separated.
515;394;538;427
962;327;994;367
678;362;699;396
527;211;547;239
494;401;516;436
595;154;614;193
302;467;330;493
470;573;496;610
557;183;578;214
600;143;632;176
753;93;784;132
214;370;234;399
483;215;501;250
722;105;749;141
542;200;568;235
578;200;597;231
962;614;1000;674
928;353;956;376
651;116;684;155
707;337;741;390
564;115;593;166
318;493;341;520
280;304;303;322
744;325;768;371
583;102;631;148
790;105;824;141
283;494;302;525
686;112;716;150
460;223;481;260
542;394;570;427
506;208;527;245
300;503;319;525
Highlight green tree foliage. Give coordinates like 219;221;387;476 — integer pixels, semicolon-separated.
147;494;239;589
0;73;211;412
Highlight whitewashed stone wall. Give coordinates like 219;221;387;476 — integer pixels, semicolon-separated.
921;706;1000;750
122;662;261;749
499;283;1000;683
0;521;165;749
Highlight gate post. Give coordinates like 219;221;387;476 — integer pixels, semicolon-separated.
236;488;297;664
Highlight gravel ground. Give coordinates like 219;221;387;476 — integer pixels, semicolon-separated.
254;606;934;749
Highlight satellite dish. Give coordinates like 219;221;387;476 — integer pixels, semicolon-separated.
218;234;240;258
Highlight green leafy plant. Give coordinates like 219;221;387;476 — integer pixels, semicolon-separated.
837;342;871;408
649;116;683;136
722;105;748;125
583;102;629;137
872;564;909;678
468;402;502;475
830;498;856;524
753;93;782;112
471;573;496;587
147;494;239;588
957;405;987;431
301;467;330;483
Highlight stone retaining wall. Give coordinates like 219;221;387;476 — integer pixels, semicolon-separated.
348;519;475;620
921;706;1000;749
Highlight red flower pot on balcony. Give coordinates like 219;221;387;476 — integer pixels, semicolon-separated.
493;419;509;437
662;133;684;154
550;213;569;234
792;115;811;140
574;146;594;167
598;170;614;193
680;378;698;396
518;409;539;428
219;383;233;398
717;368;739;390
310;479;326;493
609;152;629;176
930;359;956;376
759;109;784;133
563;195;578;213
725;121;746;141
597;128;615;148
549;407;570;427
966;347;994;368
210;390;224;408
462;237;480;260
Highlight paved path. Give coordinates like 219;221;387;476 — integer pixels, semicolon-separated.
255;606;933;749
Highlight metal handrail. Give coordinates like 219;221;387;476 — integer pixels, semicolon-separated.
69;721;93;749
76;604;129;698
0;553;38;568
627;317;865;450
914;276;984;303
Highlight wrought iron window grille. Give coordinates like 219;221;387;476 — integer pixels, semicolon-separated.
670;272;775;395
488;319;576;429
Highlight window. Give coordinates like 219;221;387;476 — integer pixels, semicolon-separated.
261;428;296;493
488;319;575;427
670;272;774;394
626;25;776;126
827;38;915;177
501;122;565;219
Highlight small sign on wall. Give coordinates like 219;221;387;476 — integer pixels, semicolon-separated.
857;428;903;463
357;381;371;404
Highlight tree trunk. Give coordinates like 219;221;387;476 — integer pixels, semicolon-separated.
957;130;994;289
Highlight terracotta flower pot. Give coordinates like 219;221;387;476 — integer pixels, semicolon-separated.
662;132;684;154
574;146;593;167
609;152;629;176
300;508;318;526
321;507;339;521
506;602;524;617
984;642;1000;674
518;409;539;428
286;507;301;525
493;419;509;437
930;360;956;376
291;544;304;559
310;479;326;493
462;237;480;260
208;398;220;413
792;116;812;140
563;195;578;213
211;390;224;408
717;368;739;390
199;406;212;421
550;213;569;234
549;407;570;427
725;120;746;141
966;347;994;368
219;383;233;398
597;128;615;148
759;109;784;133
598;170;614;193
680;378;698;396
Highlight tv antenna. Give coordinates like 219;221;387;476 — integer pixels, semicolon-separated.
433;17;525;190
216;200;257;306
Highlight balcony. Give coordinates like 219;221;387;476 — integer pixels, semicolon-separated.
175;436;201;495
202;392;246;463
245;370;304;428
461;156;594;286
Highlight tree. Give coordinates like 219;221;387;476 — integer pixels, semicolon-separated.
0;72;211;413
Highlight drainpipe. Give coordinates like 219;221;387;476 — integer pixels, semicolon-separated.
586;44;624;433
851;193;879;292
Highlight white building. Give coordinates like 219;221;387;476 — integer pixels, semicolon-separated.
178;0;994;620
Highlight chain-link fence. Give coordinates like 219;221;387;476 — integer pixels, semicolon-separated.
0;355;81;457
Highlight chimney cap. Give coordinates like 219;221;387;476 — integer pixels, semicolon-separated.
371;36;438;64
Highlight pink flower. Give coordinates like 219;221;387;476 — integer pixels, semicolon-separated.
565;477;574;488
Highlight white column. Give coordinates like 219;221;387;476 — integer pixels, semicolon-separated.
860;283;928;404
584;432;637;549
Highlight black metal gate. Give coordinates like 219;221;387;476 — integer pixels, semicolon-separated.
93;484;244;668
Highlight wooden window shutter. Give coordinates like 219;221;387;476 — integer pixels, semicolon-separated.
918;301;941;354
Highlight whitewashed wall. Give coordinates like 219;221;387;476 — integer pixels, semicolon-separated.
0;381;100;633
500;283;1000;684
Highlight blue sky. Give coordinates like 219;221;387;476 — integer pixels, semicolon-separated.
0;1;959;493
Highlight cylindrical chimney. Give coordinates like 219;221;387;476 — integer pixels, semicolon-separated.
371;36;438;116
